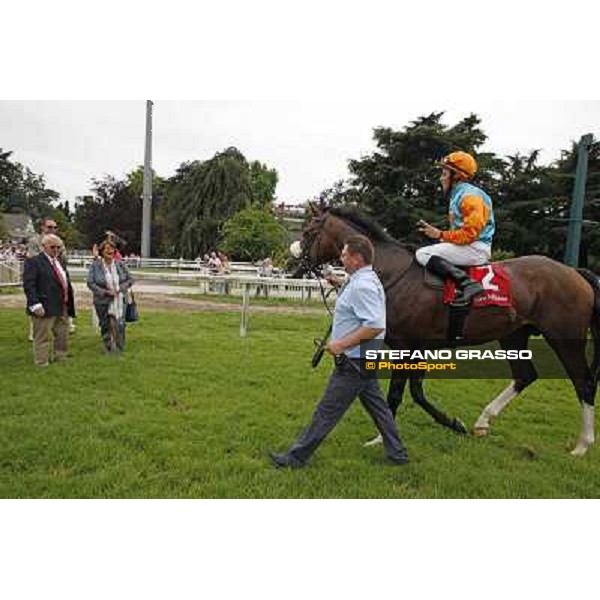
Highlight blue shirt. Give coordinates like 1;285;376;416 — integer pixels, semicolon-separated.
332;265;386;359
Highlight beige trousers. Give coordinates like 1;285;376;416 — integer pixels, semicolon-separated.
32;315;69;365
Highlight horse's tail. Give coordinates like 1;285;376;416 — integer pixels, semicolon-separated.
577;268;600;381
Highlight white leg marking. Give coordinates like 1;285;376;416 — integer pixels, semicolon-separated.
571;404;595;457
364;434;383;447
474;383;519;432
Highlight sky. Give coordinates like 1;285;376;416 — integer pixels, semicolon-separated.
1;99;599;206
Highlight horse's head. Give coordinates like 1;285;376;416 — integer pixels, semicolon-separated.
289;204;345;277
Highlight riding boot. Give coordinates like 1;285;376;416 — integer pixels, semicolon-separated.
426;255;485;305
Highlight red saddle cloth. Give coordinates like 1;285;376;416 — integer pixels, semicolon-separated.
443;264;512;307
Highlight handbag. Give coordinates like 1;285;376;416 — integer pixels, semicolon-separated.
125;291;139;323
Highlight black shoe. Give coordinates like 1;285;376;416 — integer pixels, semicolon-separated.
459;281;485;303
385;455;410;466
426;256;485;306
268;451;306;469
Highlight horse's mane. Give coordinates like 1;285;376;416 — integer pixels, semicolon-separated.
326;206;417;252
327;206;396;243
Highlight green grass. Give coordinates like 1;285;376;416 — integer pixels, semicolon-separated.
174;292;326;308
0;286;21;295
1;306;598;498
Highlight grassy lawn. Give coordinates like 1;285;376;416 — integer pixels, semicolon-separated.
1;306;598;498
0;286;21;295
174;292;326;308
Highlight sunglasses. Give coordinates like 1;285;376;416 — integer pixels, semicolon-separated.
48;245;61;249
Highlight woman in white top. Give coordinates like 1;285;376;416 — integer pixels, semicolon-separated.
87;240;134;353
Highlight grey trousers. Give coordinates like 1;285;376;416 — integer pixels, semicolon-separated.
93;302;126;352
289;360;408;463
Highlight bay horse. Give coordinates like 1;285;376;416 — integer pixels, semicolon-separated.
293;205;600;456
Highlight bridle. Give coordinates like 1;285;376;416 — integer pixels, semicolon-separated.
297;213;338;317
298;211;413;301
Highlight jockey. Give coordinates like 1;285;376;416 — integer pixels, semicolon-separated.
416;151;495;305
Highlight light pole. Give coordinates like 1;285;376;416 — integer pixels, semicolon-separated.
141;100;153;258
564;133;593;267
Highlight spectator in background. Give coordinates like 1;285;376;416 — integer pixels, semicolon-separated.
260;257;273;277
23;234;76;366
208;252;223;274
256;257;273;297
27;218;59;258
106;231;124;261
87;240;134;354
218;251;231;274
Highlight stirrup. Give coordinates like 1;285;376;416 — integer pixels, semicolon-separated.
452;283;484;307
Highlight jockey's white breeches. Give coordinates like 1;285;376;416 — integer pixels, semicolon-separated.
415;241;491;267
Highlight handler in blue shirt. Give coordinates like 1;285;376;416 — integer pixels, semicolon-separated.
269;235;409;468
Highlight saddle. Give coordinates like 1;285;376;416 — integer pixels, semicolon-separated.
422;262;512;308
421;261;514;343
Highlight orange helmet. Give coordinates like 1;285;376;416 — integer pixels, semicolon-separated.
440;151;477;180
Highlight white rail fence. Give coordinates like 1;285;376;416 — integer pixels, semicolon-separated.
2;257;332;301
0;259;23;287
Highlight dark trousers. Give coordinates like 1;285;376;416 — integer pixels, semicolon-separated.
94;302;126;351
289;360;408;463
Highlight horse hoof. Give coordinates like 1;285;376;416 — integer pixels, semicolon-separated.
570;443;589;457
473;427;489;438
453;418;469;435
364;434;383;447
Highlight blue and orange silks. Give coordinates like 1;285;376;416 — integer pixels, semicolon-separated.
440;181;495;245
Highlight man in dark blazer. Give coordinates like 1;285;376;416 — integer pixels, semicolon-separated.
23;234;76;366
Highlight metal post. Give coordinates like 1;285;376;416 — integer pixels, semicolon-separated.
564;133;594;267
141;100;153;258
240;283;250;337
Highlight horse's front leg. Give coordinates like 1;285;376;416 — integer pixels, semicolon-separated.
364;373;408;446
410;373;468;434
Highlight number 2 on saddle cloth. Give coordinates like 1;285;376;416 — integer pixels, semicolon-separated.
443;264;513;342
443;264;512;308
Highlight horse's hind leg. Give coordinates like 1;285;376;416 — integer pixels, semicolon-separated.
409;373;468;434
364;373;407;446
364;372;468;446
474;327;537;436
544;336;596;456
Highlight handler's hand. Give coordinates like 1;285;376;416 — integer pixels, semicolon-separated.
326;340;345;356
417;219;442;240
33;306;45;317
325;273;344;288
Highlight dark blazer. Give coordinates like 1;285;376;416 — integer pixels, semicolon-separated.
23;253;76;317
87;259;133;305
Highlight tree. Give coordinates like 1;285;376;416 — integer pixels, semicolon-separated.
74;166;166;254
0;149;22;213
126;164;165;199
164;147;278;258
551;137;600;267
49;206;84;249
221;206;289;261
321;113;600;265
0;213;8;241
0;148;59;221
341;112;495;245
249;160;278;205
